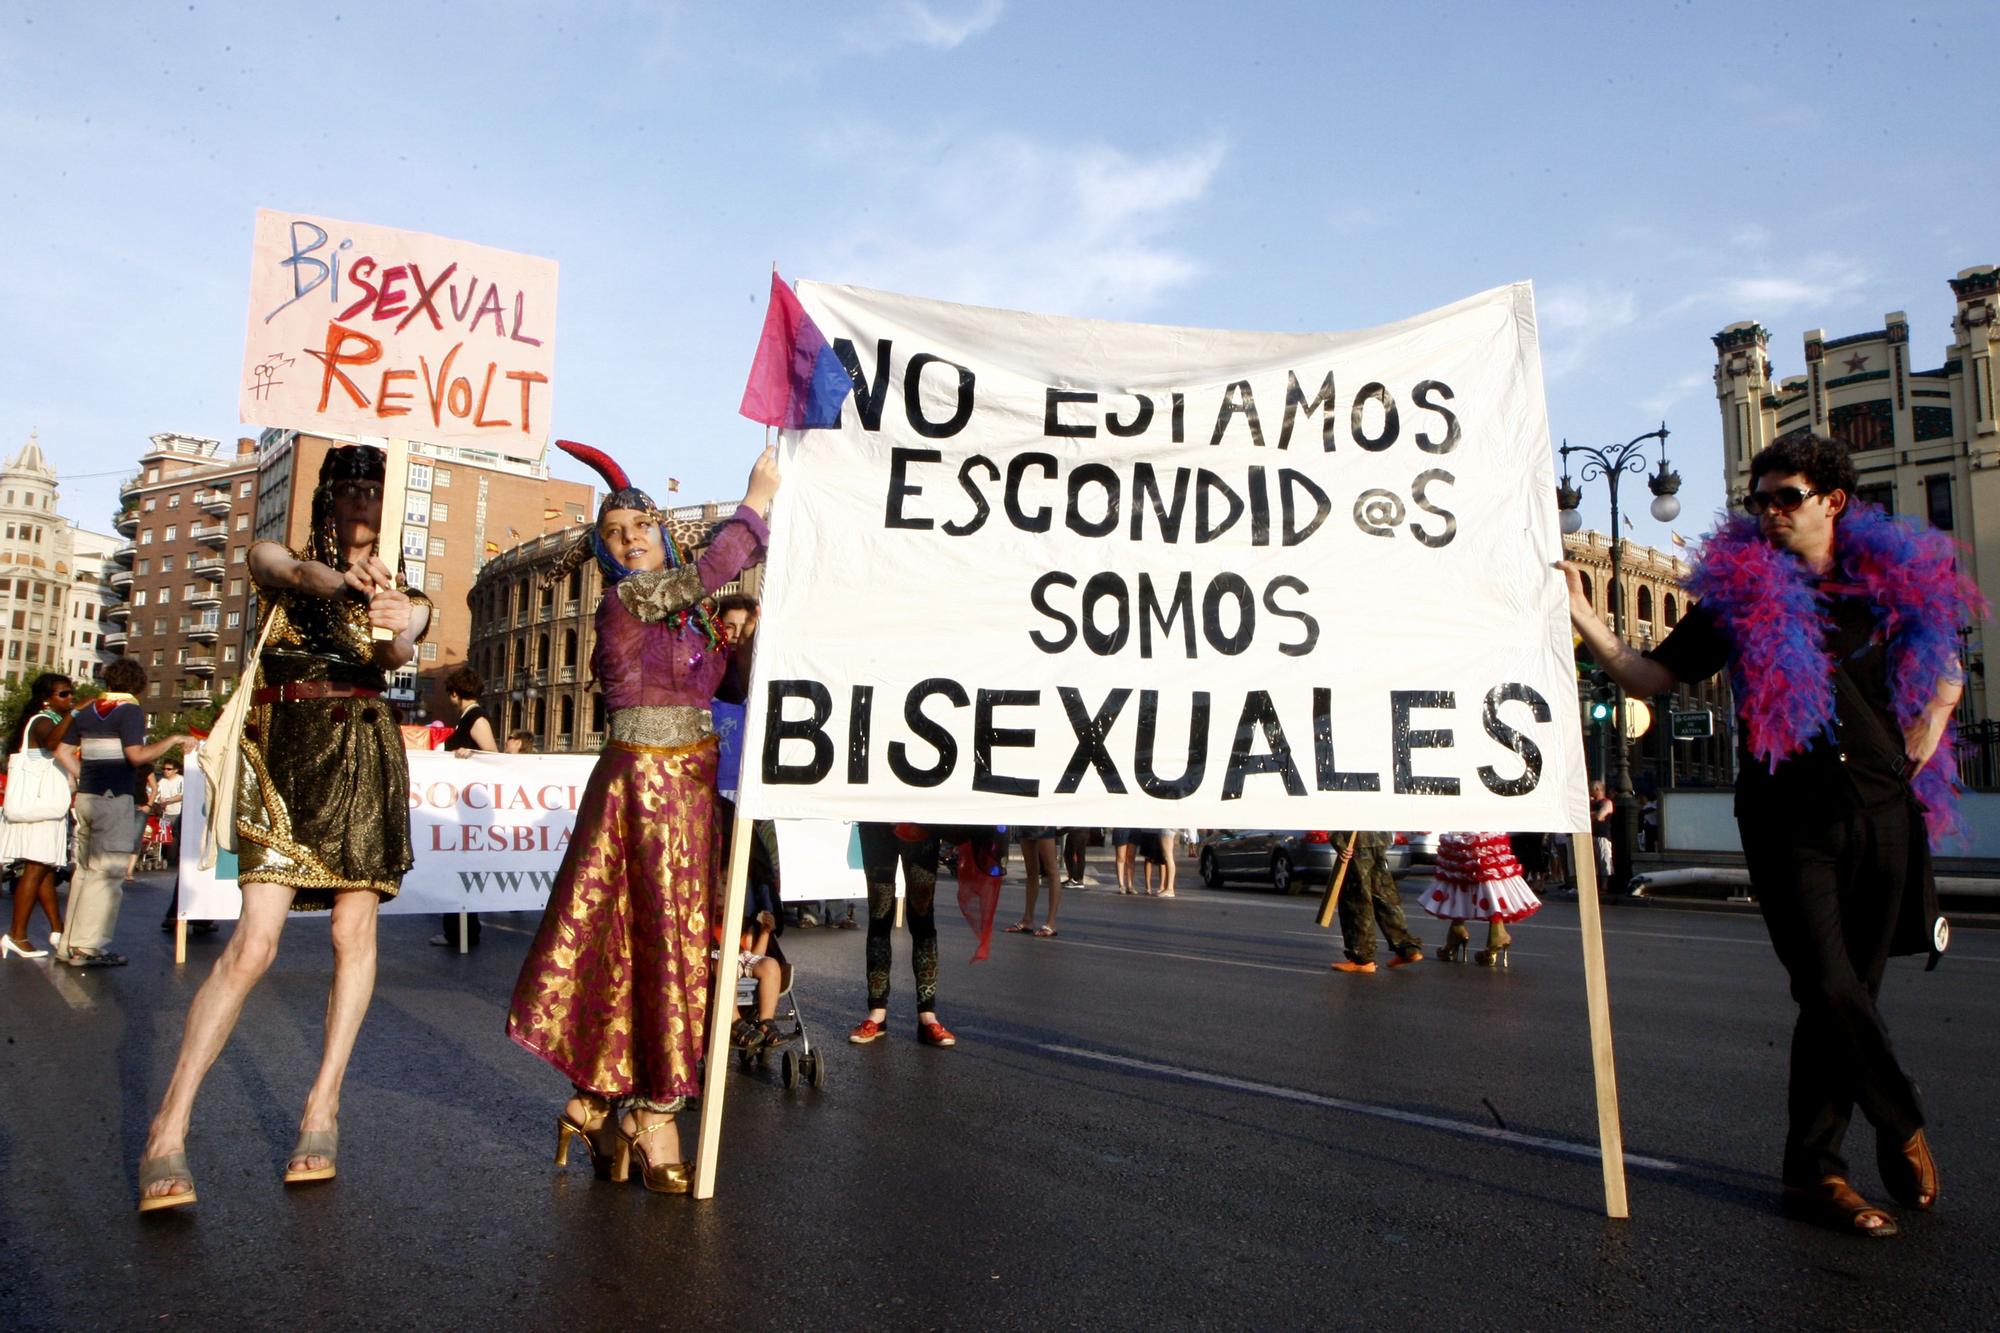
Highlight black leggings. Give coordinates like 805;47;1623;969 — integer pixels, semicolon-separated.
858;822;939;1011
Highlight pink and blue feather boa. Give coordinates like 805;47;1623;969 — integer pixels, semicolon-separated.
1685;503;1985;846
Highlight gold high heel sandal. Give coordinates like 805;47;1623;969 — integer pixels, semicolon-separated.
554;1096;623;1181
1434;921;1470;962
618;1119;692;1195
1475;922;1513;969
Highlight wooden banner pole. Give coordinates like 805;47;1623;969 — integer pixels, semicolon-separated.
370;438;409;641
174;915;186;966
1569;832;1629;1219
1314;831;1360;929
694;812;756;1200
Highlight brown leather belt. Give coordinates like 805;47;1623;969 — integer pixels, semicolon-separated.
250;682;382;705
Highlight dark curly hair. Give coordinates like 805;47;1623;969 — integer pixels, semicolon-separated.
443;664;483;699
1748;430;1858;505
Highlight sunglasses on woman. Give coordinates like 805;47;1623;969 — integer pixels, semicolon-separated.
1742;485;1821;516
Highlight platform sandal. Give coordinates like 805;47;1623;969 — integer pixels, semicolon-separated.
618;1119;691;1195
137;1152;197;1213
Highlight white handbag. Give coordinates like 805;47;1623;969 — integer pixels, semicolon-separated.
3;718;74;822
198;606;279;869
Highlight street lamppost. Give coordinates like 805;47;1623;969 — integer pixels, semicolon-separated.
1557;424;1679;892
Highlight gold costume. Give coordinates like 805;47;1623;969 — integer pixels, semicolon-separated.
235;573;432;911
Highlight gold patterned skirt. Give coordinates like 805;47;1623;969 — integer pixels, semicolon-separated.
235;689;414;911
506;736;718;1103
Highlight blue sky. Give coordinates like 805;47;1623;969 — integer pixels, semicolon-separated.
4;0;1994;546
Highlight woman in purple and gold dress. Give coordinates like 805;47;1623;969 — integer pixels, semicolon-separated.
508;439;779;1195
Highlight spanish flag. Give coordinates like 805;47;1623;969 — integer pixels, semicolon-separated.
484;540;499;555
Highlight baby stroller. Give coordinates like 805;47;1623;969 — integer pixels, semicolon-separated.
732;939;825;1090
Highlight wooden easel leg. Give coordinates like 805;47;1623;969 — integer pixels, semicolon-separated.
1570;832;1629;1219
694;814;755;1200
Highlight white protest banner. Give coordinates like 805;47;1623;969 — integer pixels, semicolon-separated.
739;282;1588;833
178;750;594;919
772;820;899;902
239;209;557;459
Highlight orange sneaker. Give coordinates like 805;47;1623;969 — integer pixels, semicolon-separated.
848;1017;887;1044
917;1020;958;1047
1330;960;1377;974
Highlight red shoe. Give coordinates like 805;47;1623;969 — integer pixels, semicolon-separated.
1330;960;1377;974
916;1020;957;1047
848;1017;887;1044
1387;951;1424;969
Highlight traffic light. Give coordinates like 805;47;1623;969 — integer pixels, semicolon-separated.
1587;671;1613;724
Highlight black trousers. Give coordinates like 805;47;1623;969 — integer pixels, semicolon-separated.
1741;804;1925;1185
857;822;939;1011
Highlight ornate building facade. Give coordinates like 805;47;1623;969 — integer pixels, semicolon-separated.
1562;529;1735;789
0;434;83;687
1714;262;2000;726
462;502;764;752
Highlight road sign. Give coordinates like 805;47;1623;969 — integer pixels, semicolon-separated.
1672;710;1713;739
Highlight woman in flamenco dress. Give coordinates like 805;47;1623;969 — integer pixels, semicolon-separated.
1420;831;1542;967
507;439;779;1194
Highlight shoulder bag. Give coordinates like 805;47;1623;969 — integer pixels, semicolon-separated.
197;603;280;869
3;713;73;822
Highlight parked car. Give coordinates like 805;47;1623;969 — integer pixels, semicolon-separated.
1397;832;1440;867
1197;829;1339;895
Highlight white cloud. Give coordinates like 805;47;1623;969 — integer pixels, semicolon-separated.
1637;370;1713;419
1535;281;1639;380
1668;254;1873;319
847;0;1005;54
808;130;1226;317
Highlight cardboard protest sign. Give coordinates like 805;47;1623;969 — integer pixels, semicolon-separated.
239;209;557;458
738;281;1588;833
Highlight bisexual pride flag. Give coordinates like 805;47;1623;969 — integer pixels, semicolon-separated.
739;271;850;429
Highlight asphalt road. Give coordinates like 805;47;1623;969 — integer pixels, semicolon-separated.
3;858;1996;1331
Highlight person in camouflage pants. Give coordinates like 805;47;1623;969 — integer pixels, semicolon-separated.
1331;830;1424;973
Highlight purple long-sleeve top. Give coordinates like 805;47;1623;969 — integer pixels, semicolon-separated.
592;506;769;711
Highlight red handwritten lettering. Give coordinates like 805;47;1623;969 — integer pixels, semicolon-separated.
307;322;381;411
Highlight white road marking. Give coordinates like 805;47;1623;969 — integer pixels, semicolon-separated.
37;961;97;1010
1041;1041;1683;1172
1056;937;1327;976
1283;923;2000;960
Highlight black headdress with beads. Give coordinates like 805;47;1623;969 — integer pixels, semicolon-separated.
307;444;392;572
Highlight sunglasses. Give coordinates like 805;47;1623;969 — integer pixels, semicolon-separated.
1742;485;1821;516
52;690;73;699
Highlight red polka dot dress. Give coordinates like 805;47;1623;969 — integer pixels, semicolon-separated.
1420;832;1542;923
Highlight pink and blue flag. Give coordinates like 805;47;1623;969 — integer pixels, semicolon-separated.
739;272;850;429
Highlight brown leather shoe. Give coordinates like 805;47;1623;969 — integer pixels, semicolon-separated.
1877;1129;1938;1210
1781;1176;1898;1238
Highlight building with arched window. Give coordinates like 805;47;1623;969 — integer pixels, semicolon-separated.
1562;530;1734;789
1714;263;2000;733
463;501;764;753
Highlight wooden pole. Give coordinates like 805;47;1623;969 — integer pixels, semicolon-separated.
174;915;186;966
1569;832;1629;1219
370;438;409;641
1314;831;1360;929
693;812;755;1200
457;907;469;955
